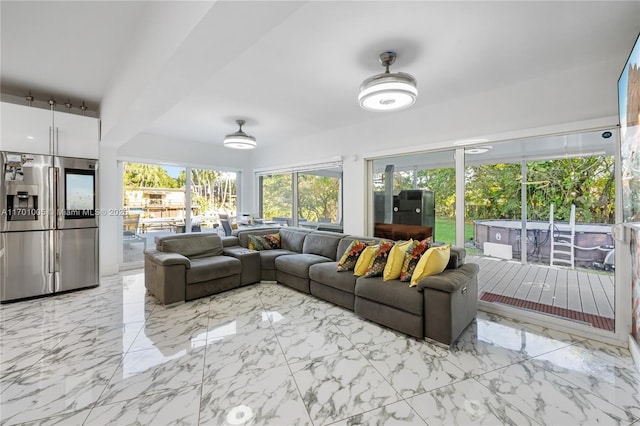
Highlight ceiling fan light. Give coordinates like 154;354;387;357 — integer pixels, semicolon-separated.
224;119;256;150
359;52;418;112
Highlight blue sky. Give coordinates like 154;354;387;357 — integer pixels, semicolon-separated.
163;165;182;178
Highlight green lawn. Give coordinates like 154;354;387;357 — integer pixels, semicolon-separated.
435;217;474;245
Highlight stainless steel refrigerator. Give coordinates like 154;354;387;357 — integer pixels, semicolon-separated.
0;151;99;302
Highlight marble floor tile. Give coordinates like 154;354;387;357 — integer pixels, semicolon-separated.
87;385;202;425
475;360;638;425
0;370;23;395
44;322;144;362
18;408;92;426
0;354;122;425
290;348;400;425
0;312;79;342
406;377;537;425
2;271;638;426
359;338;466;398
315;299;360;323
146;298;211;321
207;305;271;337
332;315;405;348
98;343;205;405
530;345;640;419
469;315;573;359
200;365;311;425
573;338;638;370
259;284;311;308
263;297;329;326
0;330;68;375
203;327;286;382
274;319;354;363
128;314;209;352
329;401;427;426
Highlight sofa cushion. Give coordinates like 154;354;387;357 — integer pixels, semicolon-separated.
275;253;332;278
400;238;432;282
279;227;312;252
259;249;296;270
363;241;394;278
309;262;358;294
248;233;281;250
157;233;223;258
336;240;369;272
383;240;413;281
186;256;241;284
410;245;451;286
303;231;343;260
221;236;240;247
355;276;423;316
448;247;466;269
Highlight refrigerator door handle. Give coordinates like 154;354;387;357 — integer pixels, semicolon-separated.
54;167;60;229
48;167;55;230
55;230;60;274
48;230;55;274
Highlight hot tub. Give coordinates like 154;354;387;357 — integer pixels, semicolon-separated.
473;219;613;268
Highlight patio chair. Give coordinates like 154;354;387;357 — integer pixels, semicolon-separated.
220;218;233;236
123;213;147;250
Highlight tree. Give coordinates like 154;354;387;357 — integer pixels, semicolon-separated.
123;163;178;188
297;175;340;221
262;174;293;220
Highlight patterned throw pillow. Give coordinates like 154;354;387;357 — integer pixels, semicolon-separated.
399;237;433;282
363;241;394;278
337;240;369;272
248;233;281;251
382;239;413;281
410;244;451;286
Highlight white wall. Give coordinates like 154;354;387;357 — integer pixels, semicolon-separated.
98;145;120;276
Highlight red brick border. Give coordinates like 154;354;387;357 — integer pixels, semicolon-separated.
479;292;614;331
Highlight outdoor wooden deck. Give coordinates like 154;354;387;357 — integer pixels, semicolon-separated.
469;255;615;330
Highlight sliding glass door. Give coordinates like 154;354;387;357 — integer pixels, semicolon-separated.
368;128;619;337
121;162;237;266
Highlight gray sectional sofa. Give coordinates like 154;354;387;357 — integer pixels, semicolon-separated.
144;226;479;346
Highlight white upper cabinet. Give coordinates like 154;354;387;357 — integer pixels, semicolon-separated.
54;111;99;159
0;102;52;154
0;102;99;158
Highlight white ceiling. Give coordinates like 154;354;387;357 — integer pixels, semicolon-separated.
1;1;639;162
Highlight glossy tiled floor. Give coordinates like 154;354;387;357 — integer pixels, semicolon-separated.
1;271;639;425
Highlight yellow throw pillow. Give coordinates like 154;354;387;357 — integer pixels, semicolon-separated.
410;245;451;286
382;240;413;281
353;244;380;276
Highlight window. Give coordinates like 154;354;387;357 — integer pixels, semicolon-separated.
121;162;237;265
259;164;343;231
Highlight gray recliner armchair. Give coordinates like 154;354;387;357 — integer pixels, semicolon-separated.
144;233;242;305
